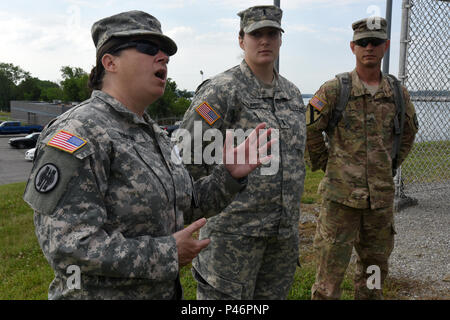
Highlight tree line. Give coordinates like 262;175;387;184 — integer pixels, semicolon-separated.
0;62;192;119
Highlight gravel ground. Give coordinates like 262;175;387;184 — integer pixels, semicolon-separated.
299;187;450;300
389;188;450;299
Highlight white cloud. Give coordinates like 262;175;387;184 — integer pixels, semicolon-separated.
208;0;383;10
216;18;239;29
166;26;196;39
0;10;94;82
287;24;318;33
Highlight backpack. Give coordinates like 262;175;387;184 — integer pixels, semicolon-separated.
326;72;406;175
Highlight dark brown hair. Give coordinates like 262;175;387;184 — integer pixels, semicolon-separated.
88;37;129;90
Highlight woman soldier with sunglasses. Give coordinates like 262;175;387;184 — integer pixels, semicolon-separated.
306;17;418;300
23;10;273;300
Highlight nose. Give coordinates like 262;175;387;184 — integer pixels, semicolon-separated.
156;50;169;64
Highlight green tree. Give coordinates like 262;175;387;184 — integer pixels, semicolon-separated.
147;78;192;119
0;62;30;85
0;62;31;111
60;66;90;102
16;77;42;101
37;80;63;102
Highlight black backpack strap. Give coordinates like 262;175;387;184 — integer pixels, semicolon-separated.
327;72;352;135
386;74;406;174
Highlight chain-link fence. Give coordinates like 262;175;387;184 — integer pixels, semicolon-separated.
397;0;449;198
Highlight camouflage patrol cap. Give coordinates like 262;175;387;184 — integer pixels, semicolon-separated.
91;10;177;56
352;17;388;41
237;5;284;34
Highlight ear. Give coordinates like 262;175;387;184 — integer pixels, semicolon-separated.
384;39;391;53
239;35;245;51
350;41;356;54
101;54;118;73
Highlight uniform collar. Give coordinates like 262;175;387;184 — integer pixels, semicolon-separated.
239;60;291;99
92;90;150;126
350;69;394;98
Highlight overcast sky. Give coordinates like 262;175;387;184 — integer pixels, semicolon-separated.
0;0;403;94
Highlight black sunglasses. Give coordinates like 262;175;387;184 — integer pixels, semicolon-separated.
354;38;386;47
109;40;165;56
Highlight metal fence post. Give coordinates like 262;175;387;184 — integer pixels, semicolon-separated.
382;0;393;74
274;0;280;72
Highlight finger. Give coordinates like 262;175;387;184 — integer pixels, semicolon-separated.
196;238;211;251
256;128;272;150
258;154;273;166
246;122;266;147
184;218;207;235
223;130;235;165
258;137;277;156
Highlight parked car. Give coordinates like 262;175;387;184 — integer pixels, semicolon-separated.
9;132;40;149
0;121;43;134
162;124;179;137
25;147;36;161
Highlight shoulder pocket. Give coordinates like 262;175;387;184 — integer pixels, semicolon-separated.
23;146;87;215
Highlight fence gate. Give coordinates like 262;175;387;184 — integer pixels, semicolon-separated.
397;0;449;199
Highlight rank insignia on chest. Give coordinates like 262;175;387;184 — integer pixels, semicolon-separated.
195;101;221;126
47;130;87;153
309;95;326;112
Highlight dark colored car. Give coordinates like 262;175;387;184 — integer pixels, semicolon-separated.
9;132;40;149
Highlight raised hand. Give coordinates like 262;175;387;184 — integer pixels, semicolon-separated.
223;122;276;179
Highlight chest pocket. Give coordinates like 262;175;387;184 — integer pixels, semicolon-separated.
276;99;306;149
335;96;364;141
153;135;193;213
244;100;280;130
107;129;172;204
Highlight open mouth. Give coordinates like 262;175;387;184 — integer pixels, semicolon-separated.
155;69;166;80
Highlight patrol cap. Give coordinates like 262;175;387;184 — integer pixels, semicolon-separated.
352;17;388;41
91;10;177;56
238;5;284;34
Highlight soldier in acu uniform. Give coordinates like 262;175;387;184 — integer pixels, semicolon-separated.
23;10;273;300
177;5;306;300
307;17;418;300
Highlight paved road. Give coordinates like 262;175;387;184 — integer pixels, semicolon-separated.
0;135;34;185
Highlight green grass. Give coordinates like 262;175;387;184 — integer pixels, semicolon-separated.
402;140;450;183
0;167;414;300
0;111;11;122
0;182;53;299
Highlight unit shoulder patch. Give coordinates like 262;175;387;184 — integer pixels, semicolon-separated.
195;101;221;126
47;130;87;154
34;163;59;193
309;95;327;112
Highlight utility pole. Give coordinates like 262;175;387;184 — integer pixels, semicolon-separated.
274;0;280;72
383;0;393;74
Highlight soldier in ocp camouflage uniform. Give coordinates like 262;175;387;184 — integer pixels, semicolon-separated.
307;17;418;299
22;10;268;300
177;5;306;299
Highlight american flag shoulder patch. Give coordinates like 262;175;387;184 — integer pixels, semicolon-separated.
309;95;326;112
47;130;87;154
195;101;221;126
